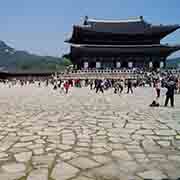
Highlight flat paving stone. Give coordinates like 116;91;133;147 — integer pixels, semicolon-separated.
157;140;171;147
69;157;100;170
168;155;180;161
0;172;26;180
92;155;112;164
137;169;167;180
0;152;9;158
33;148;44;155
58;144;72;151
90;163;126;180
14;151;32;162
32;154;56;168
14;142;33;148
71;176;95;180
112;150;133;160
154;129;177;136
2;162;26;173
20;136;39;142
27;169;48;180
59;152;78;160
51;161;79;180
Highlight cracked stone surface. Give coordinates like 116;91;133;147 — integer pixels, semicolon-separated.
51;161;80;180
0;84;180;179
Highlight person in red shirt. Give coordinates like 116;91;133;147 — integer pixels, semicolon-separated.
64;81;70;94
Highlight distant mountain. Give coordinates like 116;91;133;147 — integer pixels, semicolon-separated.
0;40;15;53
0;40;71;71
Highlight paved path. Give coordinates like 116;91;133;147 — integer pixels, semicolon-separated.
0;84;180;180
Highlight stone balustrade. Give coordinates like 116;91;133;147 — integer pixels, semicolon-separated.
56;69;145;80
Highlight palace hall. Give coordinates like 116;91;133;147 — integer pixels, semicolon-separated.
66;16;180;69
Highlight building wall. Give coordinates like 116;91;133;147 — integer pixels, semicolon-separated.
75;55;166;69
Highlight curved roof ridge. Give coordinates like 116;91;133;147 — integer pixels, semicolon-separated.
87;16;144;23
71;44;171;47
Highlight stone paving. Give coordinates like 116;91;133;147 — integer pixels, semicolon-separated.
0;84;180;180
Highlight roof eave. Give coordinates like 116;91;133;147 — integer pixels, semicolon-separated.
161;25;180;39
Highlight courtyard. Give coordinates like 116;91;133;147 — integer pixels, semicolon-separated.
0;84;180;180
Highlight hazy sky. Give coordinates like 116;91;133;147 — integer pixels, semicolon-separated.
0;0;180;58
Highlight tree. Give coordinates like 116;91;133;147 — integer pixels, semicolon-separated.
61;58;72;66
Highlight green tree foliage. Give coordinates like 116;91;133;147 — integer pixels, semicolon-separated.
60;58;72;66
15;58;72;71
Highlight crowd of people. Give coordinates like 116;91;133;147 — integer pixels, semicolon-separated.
0;70;180;107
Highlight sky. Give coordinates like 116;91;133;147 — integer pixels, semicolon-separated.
0;0;180;58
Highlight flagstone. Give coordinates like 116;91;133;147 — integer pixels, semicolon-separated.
51;161;79;180
2;163;26;173
69;157;100;170
137;170;167;180
27;169;48;180
112;150;133;160
15;151;32;162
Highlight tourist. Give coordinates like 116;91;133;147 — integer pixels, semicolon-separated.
101;79;106;89
113;80;120;94
20;80;24;86
53;83;57;90
164;77;176;107
155;79;161;98
64;81;70;94
104;79;111;90
57;80;62;88
178;78;180;94
60;81;65;93
127;79;133;94
85;79;89;87
89;79;94;90
119;79;124;93
74;79;78;87
45;79;49;87
96;79;104;93
69;79;73;87
94;79;98;89
75;79;81;88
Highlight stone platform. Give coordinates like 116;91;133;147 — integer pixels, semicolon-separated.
0;84;180;180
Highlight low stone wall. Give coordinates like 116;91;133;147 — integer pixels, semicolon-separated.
57;71;144;80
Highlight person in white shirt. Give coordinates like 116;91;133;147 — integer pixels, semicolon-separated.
60;81;64;93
